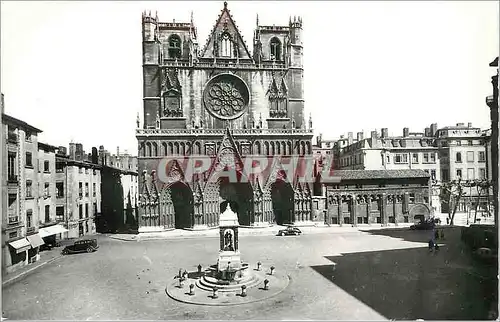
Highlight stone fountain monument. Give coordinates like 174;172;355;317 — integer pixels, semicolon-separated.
165;202;290;306
217;203;242;279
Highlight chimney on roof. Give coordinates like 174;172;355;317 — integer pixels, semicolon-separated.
69;142;76;160
424;127;431;137
117;146;120;157
347;132;353;145
430;123;438;136
371;130;378;140
1;93;4;114
381;128;389;138
457;122;465;127
58;146;67;156
91;147;98;164
356;132;364;141
75;143;84;161
316;133;322;147
467;122;472;128
403;127;410;137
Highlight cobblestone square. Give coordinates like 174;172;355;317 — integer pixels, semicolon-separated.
2;228;495;320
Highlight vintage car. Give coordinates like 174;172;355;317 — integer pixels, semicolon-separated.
410;218;438;230
61;239;99;255
277;226;302;236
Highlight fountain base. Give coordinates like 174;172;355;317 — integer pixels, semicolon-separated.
165;263;290;306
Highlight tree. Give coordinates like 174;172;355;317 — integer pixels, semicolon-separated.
440;178;464;226
439;178;494;226
470;179;494;223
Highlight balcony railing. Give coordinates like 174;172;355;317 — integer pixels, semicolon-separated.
7;132;18;143
136;127;314;137
27;227;35;233
7;175;18;183
161;59;287;70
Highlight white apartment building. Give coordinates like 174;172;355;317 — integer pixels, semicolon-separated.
333;122;489;215
2;112;46;274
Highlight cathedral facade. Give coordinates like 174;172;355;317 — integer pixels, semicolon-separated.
136;2;316;232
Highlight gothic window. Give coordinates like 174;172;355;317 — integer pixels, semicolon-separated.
168;142;174;155
221;33;232;57
146;143;152;157
300;141;306;155
255;141;262;155
268;78;287;118
270;37;281;61
264;141;270;155
162;143;168;156
163;90;182;117
152;143;158;157
194;142;201;155
140;143;145;157
168;34;182;59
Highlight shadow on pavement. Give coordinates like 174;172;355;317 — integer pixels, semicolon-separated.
311;243;498;320
360;226;440;244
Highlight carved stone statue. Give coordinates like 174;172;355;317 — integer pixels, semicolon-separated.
156;111;160;129
223;230;234;251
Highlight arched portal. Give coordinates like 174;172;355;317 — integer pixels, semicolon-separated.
218;176;253;226
170;182;194;229
270;179;294;225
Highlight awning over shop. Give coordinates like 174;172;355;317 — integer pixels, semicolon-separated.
26;233;45;248
39;224;68;238
8;238;31;254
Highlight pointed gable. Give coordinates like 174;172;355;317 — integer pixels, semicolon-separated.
280;77;288;95
200;2;252;60
265;156;293;190
267;77;280;97
193;180;203;204
204;128;247;189
162;69;181;92
140;170;151;204
161;159;186;189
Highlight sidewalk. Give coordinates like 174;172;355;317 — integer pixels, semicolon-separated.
109;223;414;241
2;246;63;288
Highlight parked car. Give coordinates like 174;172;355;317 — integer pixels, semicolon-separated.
277;226;302;236
410;218;437;230
61;239;99;255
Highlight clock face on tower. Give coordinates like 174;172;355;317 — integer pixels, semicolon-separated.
203;73;250;120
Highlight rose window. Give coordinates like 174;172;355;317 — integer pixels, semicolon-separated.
203;73;250;120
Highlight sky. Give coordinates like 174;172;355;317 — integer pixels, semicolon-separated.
1;1;498;155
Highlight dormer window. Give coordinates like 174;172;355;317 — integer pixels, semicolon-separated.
168;34;182;59
270;37;281;61
221;33;232;57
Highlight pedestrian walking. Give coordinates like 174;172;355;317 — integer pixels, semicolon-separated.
428;239;434;252
434;230;440;240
